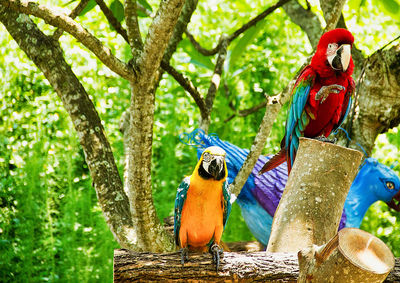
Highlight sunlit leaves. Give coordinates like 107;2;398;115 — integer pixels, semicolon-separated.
79;0;97;16
227;19;266;73
110;0;125;22
138;0;153;12
178;38;214;70
379;0;400;17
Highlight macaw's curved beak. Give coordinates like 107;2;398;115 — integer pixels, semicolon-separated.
208;157;224;179
387;191;400;212
327;44;351;72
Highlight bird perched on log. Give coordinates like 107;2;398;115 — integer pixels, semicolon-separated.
174;146;231;271
189;130;400;247
260;28;355;174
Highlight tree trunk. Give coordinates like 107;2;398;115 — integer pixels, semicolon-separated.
267;138;363;252
298;228;395;283
123;0;185;252
340;45;400;155
113;249;400;282
0;6;137;250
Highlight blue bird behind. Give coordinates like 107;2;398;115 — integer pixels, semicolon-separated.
186;130;400;247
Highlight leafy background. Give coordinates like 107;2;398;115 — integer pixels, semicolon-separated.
1;0;400;281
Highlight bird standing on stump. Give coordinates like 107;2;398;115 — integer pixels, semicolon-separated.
174;146;231;271
259;28;355;175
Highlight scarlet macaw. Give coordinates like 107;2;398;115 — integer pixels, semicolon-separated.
259;28;355;174
174;146;231;271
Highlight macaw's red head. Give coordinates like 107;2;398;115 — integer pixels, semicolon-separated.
311;28;354;78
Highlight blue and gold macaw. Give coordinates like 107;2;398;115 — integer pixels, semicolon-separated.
174;146;231;271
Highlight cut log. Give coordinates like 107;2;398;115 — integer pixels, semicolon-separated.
298;228;395;283
267;137;363;253
113;249;400;282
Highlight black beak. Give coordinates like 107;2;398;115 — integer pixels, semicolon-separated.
208;158;224;179
387;191;400;212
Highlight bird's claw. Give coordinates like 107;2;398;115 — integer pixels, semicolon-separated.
180;247;189;266
210;243;223;272
316;84;346;103
314;136;336;143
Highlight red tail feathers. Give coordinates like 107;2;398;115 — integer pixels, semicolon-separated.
258;148;287;175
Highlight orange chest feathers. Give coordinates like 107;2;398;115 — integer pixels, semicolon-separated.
180;177;225;248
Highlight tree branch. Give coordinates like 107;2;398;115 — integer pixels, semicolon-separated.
124;0;143;55
95;0;129;43
185;29;221;56
199;38;228;131
1;0;135;81
185;0;290;56
114;249;300;281
230;84;293;197
227;0;290;43
282;0;322;48
52;0;89;40
163;0;198;63
225;98;268;122
160;61;207;118
114;249;400;282
320;0;346;32
0;6;138;250
237;100;268;116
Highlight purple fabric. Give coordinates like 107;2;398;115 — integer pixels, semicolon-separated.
252;155;288;216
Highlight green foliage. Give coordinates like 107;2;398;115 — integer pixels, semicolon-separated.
1;0;400;281
110;0;125;23
79;0;97;16
0;29;118;282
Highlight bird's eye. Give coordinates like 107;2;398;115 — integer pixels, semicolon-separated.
203;152;212;163
386;181;395;190
327;43;338;50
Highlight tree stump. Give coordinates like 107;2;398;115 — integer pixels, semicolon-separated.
298;228;395;283
267;137;363;252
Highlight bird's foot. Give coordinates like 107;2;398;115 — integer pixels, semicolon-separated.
210;243;223;272
315;84;345;103
313;136;337;144
180;247;189;266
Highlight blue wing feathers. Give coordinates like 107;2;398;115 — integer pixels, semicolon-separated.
284;69;316;169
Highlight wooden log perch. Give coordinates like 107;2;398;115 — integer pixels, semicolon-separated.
113;249;400;282
298;228;395;283
267;137;363;253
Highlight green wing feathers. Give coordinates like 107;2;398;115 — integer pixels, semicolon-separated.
173;177;190;246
